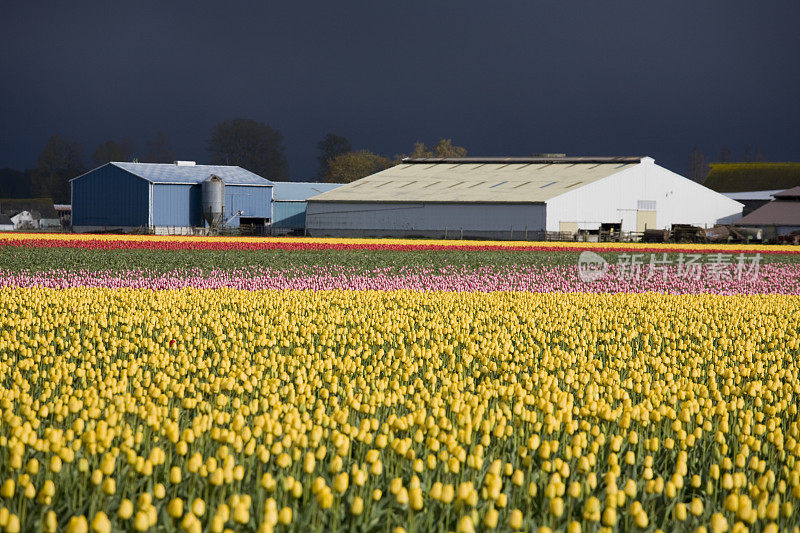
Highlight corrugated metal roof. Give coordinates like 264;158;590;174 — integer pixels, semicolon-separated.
73;163;273;186
722;190;785;201
403;156;642;164
737;200;800;225
308;160;639;203
773;186;800;198
272;182;342;201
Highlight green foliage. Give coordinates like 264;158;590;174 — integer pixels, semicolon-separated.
325;150;392;183
1;246;797;274
704;162;800;192
408;139;467;159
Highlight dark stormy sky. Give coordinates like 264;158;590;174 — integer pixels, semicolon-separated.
1;1;799;179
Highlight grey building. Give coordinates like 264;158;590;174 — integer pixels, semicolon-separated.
306;157;742;239
271;182;342;233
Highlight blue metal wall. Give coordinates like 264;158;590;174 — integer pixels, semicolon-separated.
72;165;271;229
225;185;271;227
272;201;307;229
152;184;204;227
72;165;149;227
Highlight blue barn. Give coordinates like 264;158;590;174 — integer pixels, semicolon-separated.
71;162;273;233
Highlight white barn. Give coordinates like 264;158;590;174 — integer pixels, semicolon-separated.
306;156;744;239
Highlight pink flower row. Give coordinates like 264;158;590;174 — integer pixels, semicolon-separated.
1;264;799;294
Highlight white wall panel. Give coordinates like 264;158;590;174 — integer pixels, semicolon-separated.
545;160;744;232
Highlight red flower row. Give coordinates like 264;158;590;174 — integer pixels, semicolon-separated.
0;235;793;255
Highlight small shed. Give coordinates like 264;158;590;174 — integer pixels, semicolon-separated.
10;211;37;229
736;186;800;238
271;182;342;233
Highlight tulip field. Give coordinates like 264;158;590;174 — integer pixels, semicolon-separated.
1;234;800;533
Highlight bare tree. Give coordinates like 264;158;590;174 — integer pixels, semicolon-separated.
208;118;289;180
317;133;352;179
688;147;708;183
93;139;134;166
30;135;85;203
142;132;177;163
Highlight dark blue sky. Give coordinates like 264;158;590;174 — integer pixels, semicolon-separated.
1;0;798;179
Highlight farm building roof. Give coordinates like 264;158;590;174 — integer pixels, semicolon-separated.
737;201;800;226
271;182;342;201
703;163;800;193
307;157;642;204
721;190;785;201
72;163;273;187
773;186;800;199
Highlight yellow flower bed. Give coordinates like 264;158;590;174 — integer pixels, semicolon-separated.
0;288;799;531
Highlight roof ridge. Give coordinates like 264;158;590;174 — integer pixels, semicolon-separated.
402;156;643;164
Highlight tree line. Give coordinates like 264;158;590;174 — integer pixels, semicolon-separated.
688;145;767;183
0;118;468;204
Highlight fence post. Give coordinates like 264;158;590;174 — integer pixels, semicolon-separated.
444;227;448;239
460;227;463;240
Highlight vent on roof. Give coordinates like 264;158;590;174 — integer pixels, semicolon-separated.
565;181;582;188
448;181;466;188
489;181;508;188
469;181;487;188
540;181;557;188
424;181;441;188
514;181;533;188
174;161;196;166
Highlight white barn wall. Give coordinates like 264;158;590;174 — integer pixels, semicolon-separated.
545;160;744;232
306;202;546;238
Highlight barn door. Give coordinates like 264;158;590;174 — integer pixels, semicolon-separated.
636;211;656;232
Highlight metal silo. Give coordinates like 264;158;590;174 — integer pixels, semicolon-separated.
202;175;225;228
